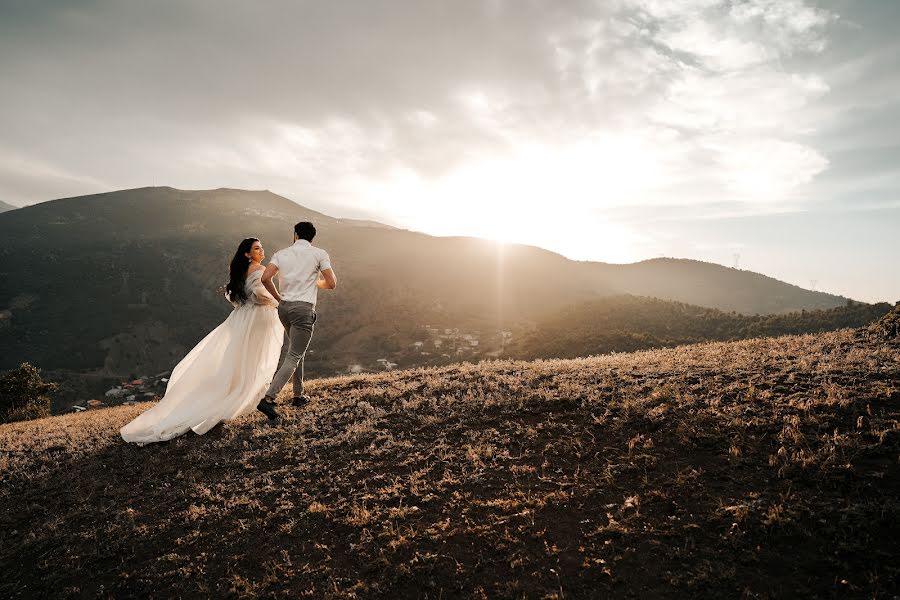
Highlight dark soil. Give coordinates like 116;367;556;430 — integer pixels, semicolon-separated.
1;328;898;599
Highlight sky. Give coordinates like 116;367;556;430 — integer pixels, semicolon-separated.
1;0;898;302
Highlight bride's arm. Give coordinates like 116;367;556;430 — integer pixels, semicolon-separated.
249;281;279;307
243;265;277;307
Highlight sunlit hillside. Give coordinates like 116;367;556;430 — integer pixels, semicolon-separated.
0;187;856;411
2;311;898;598
511;295;894;359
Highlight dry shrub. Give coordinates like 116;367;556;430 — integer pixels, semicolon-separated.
868;302;900;340
0;363;58;424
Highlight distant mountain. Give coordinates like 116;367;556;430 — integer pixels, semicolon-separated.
509;295;893;360
0;187;852;394
591;257;845;315
0;200;17;213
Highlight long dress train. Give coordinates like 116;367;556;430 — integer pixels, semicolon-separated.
120;270;282;444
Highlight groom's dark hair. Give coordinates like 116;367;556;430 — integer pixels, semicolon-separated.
294;221;316;241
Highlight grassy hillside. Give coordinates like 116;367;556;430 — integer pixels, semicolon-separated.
0;187;849;384
511;295;894;359
2;320;898;598
0;187;600;378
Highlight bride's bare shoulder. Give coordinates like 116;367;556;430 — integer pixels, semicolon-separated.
247;264;265;274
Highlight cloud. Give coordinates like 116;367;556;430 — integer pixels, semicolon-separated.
0;146;113;203
0;0;893;267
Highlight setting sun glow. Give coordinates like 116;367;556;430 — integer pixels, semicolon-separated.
351;136;663;263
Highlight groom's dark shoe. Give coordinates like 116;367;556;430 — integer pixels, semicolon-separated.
291;394;311;408
256;397;282;421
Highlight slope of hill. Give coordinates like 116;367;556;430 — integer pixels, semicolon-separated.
0;200;17;213
592;257;845;315
0;187;850;398
1;323;898;598
0;187;600;382
510;295;894;359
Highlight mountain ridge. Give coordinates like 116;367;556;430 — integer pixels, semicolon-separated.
0;186;848;305
0;187;856;395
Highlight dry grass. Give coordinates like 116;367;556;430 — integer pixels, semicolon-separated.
1;327;898;599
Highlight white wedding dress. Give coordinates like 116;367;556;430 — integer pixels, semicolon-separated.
121;270;283;444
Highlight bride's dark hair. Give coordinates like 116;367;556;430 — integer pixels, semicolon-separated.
225;237;259;304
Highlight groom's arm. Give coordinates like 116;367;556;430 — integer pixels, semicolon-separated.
317;268;337;290
261;263;282;303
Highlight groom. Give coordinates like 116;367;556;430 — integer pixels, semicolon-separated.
256;221;337;421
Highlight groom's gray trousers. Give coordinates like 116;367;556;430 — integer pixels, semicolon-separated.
264;300;316;400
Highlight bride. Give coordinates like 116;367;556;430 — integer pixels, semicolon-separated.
120;237;283;444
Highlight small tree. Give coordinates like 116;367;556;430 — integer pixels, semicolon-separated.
0;363;58;424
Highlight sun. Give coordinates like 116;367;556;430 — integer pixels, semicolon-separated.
350;137;657;263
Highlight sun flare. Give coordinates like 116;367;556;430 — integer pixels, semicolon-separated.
351;137;662;263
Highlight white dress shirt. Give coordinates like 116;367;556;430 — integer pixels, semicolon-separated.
269;239;332;305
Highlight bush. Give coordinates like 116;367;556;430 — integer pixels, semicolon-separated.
0;363;58;424
869;303;900;340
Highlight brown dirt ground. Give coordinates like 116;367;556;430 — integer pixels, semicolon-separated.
1;327;899;599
